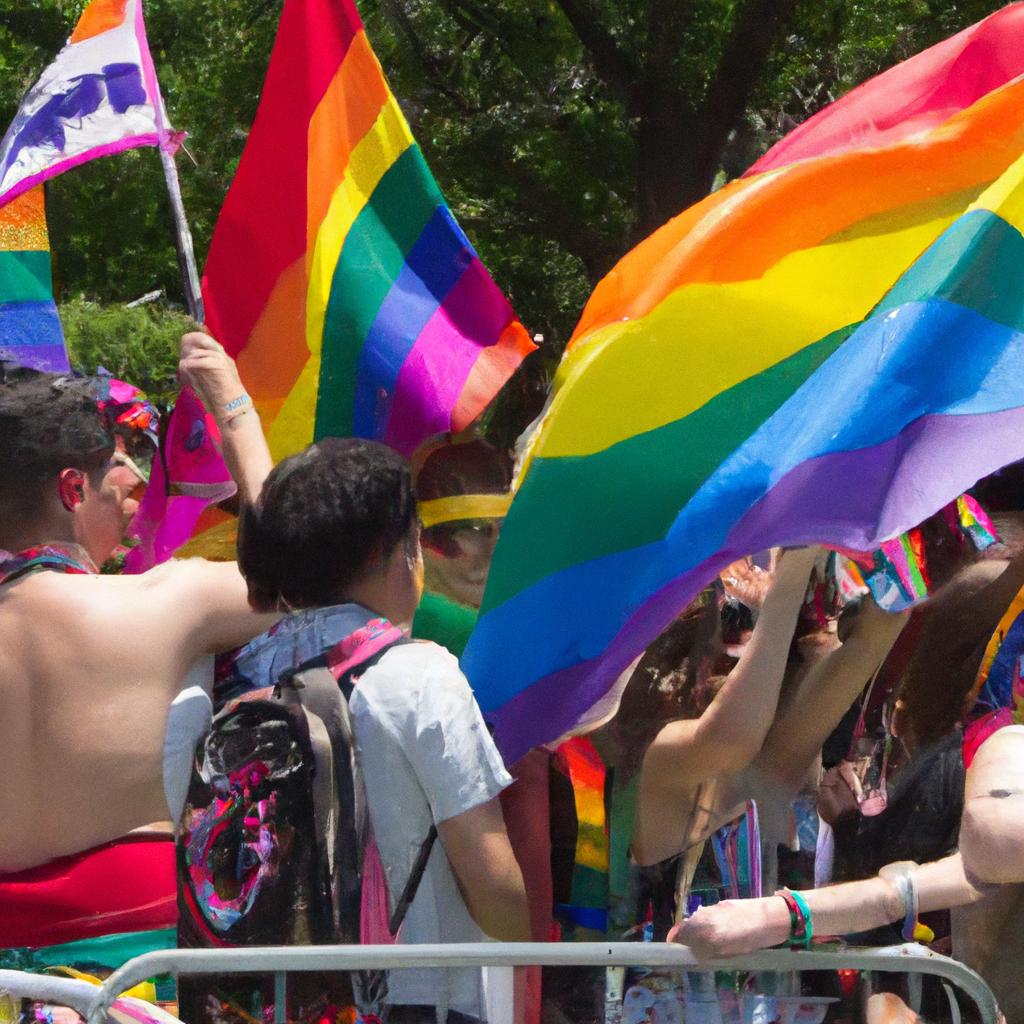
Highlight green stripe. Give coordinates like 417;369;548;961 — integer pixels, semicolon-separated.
878;208;1024;330
488;209;1024;609
313;144;444;439
0;250;52;304
486;328;851;608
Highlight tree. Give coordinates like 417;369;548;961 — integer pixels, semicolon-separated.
0;0;1009;363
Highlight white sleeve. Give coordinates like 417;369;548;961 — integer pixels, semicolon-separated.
366;643;513;824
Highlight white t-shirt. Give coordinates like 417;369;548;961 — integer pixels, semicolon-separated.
350;641;513;1018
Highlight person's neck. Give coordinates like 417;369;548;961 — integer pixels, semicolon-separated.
339;581;408;630
0;515;76;556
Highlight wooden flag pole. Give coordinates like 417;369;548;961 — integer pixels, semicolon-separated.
158;142;204;324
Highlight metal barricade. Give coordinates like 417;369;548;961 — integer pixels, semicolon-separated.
53;942;998;1024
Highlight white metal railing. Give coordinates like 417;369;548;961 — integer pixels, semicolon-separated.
0;942;1001;1024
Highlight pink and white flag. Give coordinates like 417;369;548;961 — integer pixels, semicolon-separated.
0;0;175;207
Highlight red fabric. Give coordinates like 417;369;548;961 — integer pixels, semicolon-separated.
962;708;1013;770
746;4;1024;176
0;836;176;948
499;749;553;1024
203;0;361;352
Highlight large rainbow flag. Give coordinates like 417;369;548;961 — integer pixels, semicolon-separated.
203;0;535;460
0;187;67;372
464;4;1024;762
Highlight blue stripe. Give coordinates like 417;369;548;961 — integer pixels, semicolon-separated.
464;296;1024;709
0;300;65;348
352;207;472;436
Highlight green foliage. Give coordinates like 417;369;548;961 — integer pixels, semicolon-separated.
0;0;1010;363
61;296;190;403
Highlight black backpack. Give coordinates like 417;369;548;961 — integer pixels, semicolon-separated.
177;628;436;1023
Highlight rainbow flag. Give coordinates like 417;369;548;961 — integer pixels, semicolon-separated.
203;0;534;460
464;4;1024;761
0;186;67;372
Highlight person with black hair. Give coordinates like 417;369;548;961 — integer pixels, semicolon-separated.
0;334;277;945
224;435;529;1023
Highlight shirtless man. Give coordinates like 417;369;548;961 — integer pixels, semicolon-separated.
0;335;274;886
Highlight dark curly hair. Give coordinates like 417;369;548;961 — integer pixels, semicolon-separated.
238;438;418;612
0;364;114;516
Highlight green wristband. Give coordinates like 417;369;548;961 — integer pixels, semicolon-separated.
789;890;814;948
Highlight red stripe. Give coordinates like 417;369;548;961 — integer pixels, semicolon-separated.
747;4;1024;176
0;837;176;948
203;0;363;355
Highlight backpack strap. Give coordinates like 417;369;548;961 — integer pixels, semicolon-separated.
286;666;347;873
296;634;441;937
388;824;438;936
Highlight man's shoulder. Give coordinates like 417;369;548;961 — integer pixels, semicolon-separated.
366;639;465;688
353;639;472;714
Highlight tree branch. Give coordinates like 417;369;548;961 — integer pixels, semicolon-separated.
381;0;477;112
698;0;801;139
550;0;639;100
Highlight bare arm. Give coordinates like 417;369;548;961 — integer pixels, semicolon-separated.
671;852;988;959
178;331;273;506
642;547;819;784
959;726;1024;884
755;599;908;792
147;558;279;657
437;796;531;941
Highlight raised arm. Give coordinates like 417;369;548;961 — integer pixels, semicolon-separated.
642;547;819;784
754;598;908;793
178;331;273;507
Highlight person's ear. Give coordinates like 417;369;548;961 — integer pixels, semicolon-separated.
58;468;87;512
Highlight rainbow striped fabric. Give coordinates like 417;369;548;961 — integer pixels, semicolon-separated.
203;0;534;460
464;4;1024;761
0;186;67;371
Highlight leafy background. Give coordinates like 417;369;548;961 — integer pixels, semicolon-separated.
0;0;1006;415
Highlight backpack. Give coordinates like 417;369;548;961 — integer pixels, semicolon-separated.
176;614;437;1023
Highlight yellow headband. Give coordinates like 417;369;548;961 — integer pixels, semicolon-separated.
418;493;512;529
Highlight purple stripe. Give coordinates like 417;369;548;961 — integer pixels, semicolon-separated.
490;405;1024;761
0;343;70;373
383;258;512;454
0;134;160;207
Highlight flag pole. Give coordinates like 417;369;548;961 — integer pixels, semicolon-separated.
158;143;204;324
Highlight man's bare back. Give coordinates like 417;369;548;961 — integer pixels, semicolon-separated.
0;559;273;871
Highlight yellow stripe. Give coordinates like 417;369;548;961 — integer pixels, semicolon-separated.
972;148;1024;230
304;94;415;365
266;357;320;461
529;210;958;460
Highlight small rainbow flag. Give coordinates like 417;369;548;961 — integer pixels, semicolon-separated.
203;0;535;460
464;4;1024;761
0;187;67;372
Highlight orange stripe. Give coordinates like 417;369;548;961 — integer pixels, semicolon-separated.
452;320;537;431
69;0;129;43
306;30;390;254
571;76;1024;347
0;187;49;251
234;256;309;401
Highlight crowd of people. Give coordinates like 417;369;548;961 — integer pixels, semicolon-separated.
2;331;1024;1024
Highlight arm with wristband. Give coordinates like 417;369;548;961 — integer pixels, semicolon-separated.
670;853;990;958
178;331;273;506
